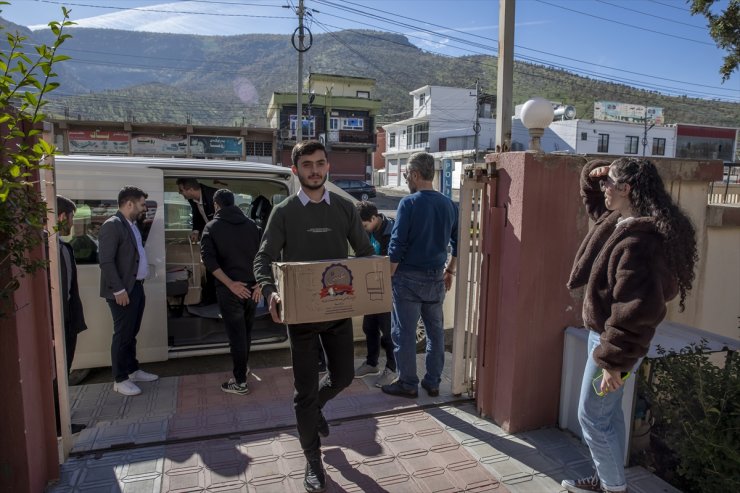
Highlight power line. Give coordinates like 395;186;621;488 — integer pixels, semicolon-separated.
534;0;714;46
594;0;705;30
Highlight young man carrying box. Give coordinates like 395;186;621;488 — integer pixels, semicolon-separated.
254;140;374;493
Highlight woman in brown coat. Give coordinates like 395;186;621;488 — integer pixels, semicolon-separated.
562;158;697;493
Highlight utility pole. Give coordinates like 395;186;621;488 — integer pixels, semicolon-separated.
472;78;481;162
296;0;305;141
642;105;655;157
495;0;515;152
290;0;313;142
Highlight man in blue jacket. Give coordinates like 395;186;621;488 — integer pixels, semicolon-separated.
381;152;459;399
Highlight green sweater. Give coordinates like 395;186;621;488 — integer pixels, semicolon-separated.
254;191;374;301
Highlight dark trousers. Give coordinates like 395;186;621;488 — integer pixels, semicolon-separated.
216;285;256;383
288;318;355;452
64;320;78;375
362;312;395;371
107;281;145;383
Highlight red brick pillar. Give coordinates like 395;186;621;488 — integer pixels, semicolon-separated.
0;184;59;491
475;152;586;432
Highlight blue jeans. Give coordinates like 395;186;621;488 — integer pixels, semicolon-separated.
578;330;632;491
391;269;446;390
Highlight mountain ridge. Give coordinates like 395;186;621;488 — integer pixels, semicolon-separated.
2;20;737;128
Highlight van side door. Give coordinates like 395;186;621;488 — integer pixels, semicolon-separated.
55;161;168;369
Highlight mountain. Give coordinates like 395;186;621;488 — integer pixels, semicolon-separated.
6;21;738;128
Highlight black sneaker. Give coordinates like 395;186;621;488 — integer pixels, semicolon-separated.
304;450;326;492
381;380;418;398
71;423;87;434
317;411;330;438
421;380;439;397
561;472;603;492
221;378;249;395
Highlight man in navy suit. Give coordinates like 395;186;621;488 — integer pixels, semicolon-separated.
99;186;159;396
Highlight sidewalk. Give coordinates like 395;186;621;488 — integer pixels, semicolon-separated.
48;355;679;492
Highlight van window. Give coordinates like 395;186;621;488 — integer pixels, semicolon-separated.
64;199;158;264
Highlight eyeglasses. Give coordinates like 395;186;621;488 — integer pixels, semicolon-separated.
599;175;621;191
402;168;415;182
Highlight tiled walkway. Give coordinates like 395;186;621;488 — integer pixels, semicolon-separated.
50;355;681;492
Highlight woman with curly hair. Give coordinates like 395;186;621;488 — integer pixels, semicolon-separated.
562;157;697;493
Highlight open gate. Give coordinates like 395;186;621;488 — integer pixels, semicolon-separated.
450;166;495;396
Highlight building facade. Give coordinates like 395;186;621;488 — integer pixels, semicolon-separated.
51;120;276;163
382;85;496;187
674;123;738;162
510;118;678;158
267;73;381;181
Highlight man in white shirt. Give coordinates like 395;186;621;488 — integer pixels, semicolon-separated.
98;186;158;396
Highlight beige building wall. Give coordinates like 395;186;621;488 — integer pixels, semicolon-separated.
661;177;740;342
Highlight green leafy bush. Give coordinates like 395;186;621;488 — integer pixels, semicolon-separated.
0;2;72;315
640;341;740;493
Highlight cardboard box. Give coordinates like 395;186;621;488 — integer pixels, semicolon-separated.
274;256;391;325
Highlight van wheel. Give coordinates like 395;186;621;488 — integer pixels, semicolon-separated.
360;193;369;201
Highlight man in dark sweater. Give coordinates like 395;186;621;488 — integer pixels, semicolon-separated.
254;140;373;493
382;152;459;399
201;189;262;395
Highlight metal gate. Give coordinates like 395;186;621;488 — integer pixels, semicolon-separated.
450;167;493;396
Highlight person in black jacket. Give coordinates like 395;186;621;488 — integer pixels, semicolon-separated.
55;195;89;434
177;177;218;305
201;189;262;395
56;195;88;373
176;178;217;242
354;201;397;388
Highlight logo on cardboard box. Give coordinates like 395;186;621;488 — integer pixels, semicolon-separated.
320;263;355;298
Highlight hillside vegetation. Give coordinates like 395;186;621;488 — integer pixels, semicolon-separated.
3;20;736;128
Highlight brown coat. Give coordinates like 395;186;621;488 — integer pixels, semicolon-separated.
567;161;678;371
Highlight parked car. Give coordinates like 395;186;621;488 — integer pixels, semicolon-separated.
334;179;376;201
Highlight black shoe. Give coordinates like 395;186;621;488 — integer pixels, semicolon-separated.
421;380;440;397
381;380;418;398
304;451;326;492
317;411;330;438
70;423;87;434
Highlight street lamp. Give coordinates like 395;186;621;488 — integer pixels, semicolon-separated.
520;97;554;152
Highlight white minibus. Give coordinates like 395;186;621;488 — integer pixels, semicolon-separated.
55;154;354;370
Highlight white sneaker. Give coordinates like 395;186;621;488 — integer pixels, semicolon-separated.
113;379;142;396
128;369;159;382
375;368;397;388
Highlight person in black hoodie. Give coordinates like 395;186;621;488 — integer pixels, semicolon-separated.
201;189;262;395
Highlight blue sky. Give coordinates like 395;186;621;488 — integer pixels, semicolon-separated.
1;0;738;102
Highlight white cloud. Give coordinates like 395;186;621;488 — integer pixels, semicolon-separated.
28;1;293;36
